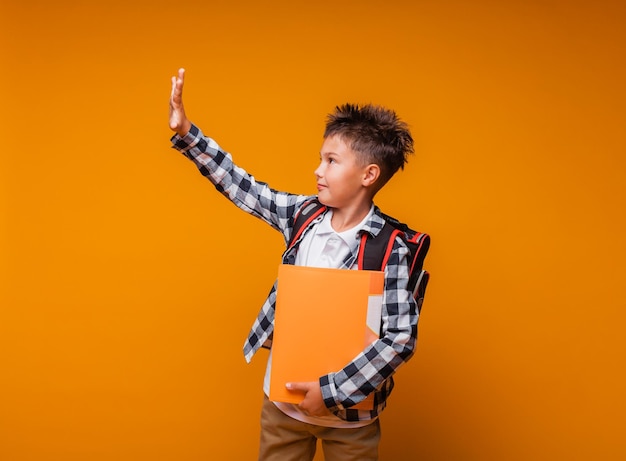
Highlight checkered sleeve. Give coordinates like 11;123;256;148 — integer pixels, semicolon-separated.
171;123;306;240
320;235;419;420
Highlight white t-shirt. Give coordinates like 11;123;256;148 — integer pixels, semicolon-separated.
263;206;376;428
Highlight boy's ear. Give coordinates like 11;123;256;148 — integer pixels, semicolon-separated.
362;164;381;187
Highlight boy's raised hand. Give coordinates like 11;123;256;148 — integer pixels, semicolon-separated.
169;68;192;137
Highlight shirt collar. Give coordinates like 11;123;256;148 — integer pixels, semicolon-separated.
317;205;377;248
314;211;336;237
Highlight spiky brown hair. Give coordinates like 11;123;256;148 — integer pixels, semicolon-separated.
324;103;414;187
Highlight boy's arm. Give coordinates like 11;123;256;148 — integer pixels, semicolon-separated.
167;68;308;238
320;237;418;412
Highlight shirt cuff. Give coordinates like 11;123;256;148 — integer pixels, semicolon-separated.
170;123;202;151
320;374;343;412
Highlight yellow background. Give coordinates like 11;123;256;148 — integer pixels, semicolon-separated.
2;0;625;459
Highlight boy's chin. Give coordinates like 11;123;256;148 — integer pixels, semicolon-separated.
316;195;333;208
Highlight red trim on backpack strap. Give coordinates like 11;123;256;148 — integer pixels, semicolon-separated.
288;200;327;250
408;233;428;275
291;212;320;246
381;229;403;269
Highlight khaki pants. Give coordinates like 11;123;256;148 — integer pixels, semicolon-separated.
258;396;380;461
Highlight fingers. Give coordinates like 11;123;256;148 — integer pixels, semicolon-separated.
286;381;329;416
285;382;308;393
176;68;185;93
171;68;186;100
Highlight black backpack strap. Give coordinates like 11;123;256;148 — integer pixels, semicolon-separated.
287;198;327;250
356;222;399;272
358;216;431;312
358;219;430;273
404;231;430;287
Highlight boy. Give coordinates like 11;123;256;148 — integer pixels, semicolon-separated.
169;68;419;461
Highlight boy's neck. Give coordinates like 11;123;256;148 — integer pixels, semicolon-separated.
329;200;373;233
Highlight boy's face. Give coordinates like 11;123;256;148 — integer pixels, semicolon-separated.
315;135;369;209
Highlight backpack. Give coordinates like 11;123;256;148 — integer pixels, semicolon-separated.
287;199;431;312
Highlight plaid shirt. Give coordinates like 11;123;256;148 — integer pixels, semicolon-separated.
171;124;419;422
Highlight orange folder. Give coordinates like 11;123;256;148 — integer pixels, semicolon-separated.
269;264;384;410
